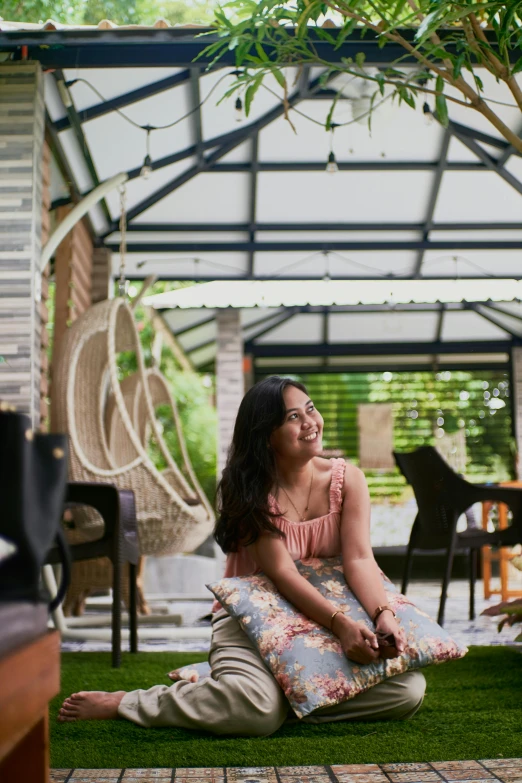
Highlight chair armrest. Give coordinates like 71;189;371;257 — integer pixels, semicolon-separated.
463;483;522;508
65;482;139;564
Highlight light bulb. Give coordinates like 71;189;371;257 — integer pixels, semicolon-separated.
235;96;243;122
423;102;434;125
140;154;152;179
326;151;339;174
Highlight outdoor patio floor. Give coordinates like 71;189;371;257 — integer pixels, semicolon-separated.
50;759;522;782
59;578;522;653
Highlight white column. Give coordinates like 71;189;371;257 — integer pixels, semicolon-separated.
0;63;45;426
512;347;522;479
216;308;244;476
215;308;244;565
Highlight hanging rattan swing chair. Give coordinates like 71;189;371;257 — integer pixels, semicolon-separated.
52;295;215;558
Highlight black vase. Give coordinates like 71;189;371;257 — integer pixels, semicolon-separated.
0;409;70;608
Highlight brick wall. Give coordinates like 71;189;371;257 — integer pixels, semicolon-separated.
52;205;93;359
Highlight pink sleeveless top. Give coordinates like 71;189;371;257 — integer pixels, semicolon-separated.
211;458;346;613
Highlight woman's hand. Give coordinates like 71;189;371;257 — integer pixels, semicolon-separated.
375;611;406;659
333;614;380;665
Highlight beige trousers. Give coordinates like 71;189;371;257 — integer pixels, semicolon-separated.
118;609;426;736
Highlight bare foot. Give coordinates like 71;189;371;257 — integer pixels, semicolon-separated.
57;690;126;722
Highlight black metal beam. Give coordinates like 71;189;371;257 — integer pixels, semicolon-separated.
122;71;335;225
169;314;216;336
54;69;191;131
190;67;204;168
120;272;522;282
106;239;522;252
121;220;522;233
413;127;451;278
247;340;517;357
468;303;522;338
4;28;512;69
209;161;487;172
247;133;259;277
183;308;297;353
53;70;111;226
448;120;513;153
450;122;522;198
435;304;445;342
482;302;522;324
254;360;510;375
44;112;98;242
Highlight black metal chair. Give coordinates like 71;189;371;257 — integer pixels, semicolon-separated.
394;446;522;626
46;482;139;667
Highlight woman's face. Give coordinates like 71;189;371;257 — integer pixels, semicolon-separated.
269;385;324;459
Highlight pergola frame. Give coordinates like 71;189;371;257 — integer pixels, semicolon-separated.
1;26;517;276
2;25;522;378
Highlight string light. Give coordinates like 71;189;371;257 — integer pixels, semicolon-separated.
140;127;153;179
235;96;243;122
423;102;434;125
326;125;339;174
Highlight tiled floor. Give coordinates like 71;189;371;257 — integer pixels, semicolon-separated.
59;579;522;653
50;761;522;783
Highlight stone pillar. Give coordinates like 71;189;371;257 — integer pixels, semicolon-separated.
511;347;522;479
216;308;244;476
0;63;45;426
215;308;244;565
91;247;112;303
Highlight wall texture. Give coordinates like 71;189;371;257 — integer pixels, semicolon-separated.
0;62;45;425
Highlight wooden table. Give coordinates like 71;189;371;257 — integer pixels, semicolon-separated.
482;480;522;601
0;631;60;783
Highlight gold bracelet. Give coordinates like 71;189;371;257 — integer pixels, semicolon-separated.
330;609;343;630
372;604;396;624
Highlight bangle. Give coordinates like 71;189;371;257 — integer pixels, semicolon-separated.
372;605;396;624
330;609;343;630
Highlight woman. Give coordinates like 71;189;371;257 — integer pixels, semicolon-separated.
58;376;425;733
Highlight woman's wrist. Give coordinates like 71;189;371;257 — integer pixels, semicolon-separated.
330;611;352;633
375;608;396;627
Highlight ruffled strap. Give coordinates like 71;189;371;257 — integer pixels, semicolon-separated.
329;457;346;513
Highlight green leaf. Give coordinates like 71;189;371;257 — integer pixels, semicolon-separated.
355;51;366;68
435;74;448;128
512;55;522;74
272;67;286;88
255;42;269;61
244;72;264;116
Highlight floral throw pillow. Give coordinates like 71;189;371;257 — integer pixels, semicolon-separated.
199;556;467;718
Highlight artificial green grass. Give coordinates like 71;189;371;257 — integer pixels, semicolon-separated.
51;647;522;769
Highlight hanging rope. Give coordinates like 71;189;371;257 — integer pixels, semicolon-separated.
118;183;128;298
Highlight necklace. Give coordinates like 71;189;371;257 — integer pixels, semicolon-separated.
278;465;314;522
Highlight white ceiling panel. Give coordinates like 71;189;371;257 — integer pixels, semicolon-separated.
66;67;185;110
164;308;216;335
112;251;249;278
178;321;216;352
58;128;95;193
433;171;522;222
253;250;417;278
421;249;522;278
441;310;510;341
135;172;251;223
257;171;434;223
329;312;439;343
255;313;323;343
81;90;193;179
105;158;197;221
199;70;281;142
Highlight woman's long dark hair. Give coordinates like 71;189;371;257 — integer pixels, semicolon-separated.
214;376;308;554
